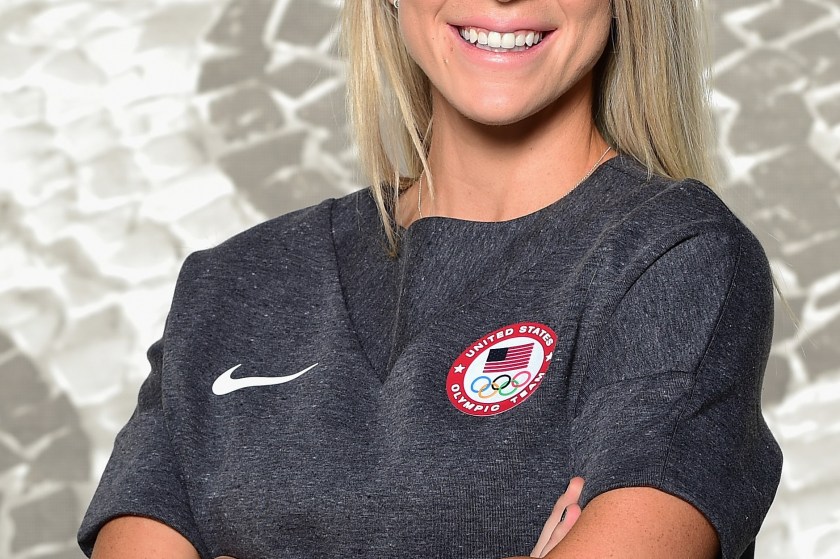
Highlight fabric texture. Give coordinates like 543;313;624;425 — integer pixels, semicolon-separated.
78;154;782;559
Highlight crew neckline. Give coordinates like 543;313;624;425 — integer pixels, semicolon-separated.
396;153;626;236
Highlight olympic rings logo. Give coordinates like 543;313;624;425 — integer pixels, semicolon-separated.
469;371;533;399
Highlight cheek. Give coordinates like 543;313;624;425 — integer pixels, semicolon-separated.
587;1;613;45
401;19;434;65
434;24;456;62
568;0;612;37
570;6;613;66
401;19;454;71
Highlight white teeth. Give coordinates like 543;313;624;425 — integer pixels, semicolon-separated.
457;26;545;52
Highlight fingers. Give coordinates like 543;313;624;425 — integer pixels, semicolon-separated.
541;503;581;556
530;477;585;558
566;476;585;499
554;476;584;511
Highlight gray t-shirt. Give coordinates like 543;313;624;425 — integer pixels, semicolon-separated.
78;154;782;559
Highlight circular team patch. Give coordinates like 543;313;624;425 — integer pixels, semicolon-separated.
447;321;557;416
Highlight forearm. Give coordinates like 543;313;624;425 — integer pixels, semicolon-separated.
92;516;200;559
523;487;719;559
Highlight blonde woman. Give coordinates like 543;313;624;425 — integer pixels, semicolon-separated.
79;1;782;558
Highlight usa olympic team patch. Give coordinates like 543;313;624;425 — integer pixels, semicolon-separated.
447;321;556;416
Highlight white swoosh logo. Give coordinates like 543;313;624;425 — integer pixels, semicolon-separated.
211;363;319;395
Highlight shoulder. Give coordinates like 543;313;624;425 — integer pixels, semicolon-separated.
604;156;750;239
177;188;373;283
577;157;775;365
594;156;770;285
159;188;374;353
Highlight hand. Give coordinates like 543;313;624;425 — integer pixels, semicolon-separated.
530;476;585;558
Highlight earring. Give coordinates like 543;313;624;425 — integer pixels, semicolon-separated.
393;0;399;8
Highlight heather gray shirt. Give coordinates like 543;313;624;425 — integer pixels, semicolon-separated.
78;155;782;559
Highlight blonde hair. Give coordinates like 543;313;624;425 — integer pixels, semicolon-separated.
340;1;717;259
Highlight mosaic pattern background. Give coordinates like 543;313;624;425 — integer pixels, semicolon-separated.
0;0;837;557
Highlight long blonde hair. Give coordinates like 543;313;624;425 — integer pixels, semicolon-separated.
340;1;717;259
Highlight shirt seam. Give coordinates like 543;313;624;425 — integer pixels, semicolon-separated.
328;196;383;384
570;230;696;418
658;232;745;484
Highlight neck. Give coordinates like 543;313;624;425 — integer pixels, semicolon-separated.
405;72;612;225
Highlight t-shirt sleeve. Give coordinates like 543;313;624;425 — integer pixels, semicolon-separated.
569;228;783;559
77;265;208;556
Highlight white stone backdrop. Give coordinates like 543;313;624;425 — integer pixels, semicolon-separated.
0;0;837;557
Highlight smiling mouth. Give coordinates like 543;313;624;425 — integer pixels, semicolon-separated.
457;26;549;53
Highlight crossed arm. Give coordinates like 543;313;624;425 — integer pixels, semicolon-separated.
92;480;719;559
519;483;719;559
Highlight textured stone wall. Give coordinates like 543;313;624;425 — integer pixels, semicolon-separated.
0;1;837;557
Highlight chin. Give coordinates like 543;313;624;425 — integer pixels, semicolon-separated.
460;104;543;127
432;86;550;127
448;88;551;126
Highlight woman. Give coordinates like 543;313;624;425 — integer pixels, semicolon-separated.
78;1;783;558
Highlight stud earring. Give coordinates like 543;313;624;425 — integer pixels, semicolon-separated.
393;0;399;8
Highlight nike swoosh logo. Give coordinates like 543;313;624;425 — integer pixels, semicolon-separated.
211;363;319;396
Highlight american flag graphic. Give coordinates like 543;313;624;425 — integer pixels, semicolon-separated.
483;343;534;373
